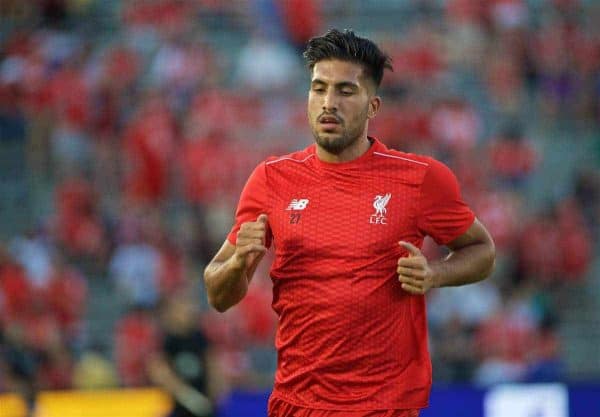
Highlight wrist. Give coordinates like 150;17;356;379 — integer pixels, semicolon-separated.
229;252;246;271
429;263;443;288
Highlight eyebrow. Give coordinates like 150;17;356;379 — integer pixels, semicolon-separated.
311;79;359;89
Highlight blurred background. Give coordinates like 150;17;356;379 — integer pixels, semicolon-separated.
0;0;599;416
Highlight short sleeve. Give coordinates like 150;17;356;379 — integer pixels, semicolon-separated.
227;162;272;247
417;159;475;245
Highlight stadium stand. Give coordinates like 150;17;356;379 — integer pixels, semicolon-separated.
1;0;599;412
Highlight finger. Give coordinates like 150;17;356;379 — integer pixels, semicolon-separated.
399;241;422;257
237;244;267;257
397;257;425;268
237;228;267;240
397;266;425;279
257;214;268;224
240;222;267;233
400;282;424;295
398;273;424;286
236;236;265;247
237;230;266;240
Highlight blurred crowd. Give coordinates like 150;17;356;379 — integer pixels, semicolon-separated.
1;0;600;410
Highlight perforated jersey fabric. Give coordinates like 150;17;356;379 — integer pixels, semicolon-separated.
227;137;475;411
268;396;420;417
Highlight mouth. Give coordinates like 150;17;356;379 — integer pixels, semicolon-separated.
318;115;342;130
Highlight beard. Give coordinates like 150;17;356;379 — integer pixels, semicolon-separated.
311;109;369;155
314;129;359;155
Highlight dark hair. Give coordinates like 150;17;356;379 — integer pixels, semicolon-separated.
303;28;393;89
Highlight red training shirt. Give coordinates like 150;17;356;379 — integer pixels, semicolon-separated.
227;138;475;411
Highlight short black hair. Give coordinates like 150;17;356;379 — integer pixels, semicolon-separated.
303;29;393;89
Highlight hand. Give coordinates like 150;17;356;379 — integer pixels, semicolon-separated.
177;386;213;417
397;241;435;295
232;214;268;270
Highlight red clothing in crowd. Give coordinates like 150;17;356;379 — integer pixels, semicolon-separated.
278;0;322;48
519;200;592;283
114;311;159;386
45;265;87;337
48;65;91;127
122;0;192;31
0;262;33;323
228;138;475;411
123;99;175;204
53;178;105;256
475;311;536;363
489;138;537;181
179;135;239;205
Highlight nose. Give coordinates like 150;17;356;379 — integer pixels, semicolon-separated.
322;91;338;112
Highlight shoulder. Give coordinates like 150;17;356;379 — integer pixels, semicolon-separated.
373;147;432;168
375;142;455;176
246;146;315;185
371;143;433;183
373;143;461;189
263;146;315;167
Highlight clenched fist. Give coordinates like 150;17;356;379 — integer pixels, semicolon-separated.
232;214;268;270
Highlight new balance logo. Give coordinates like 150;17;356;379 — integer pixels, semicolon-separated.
370;193;391;225
286;199;309;211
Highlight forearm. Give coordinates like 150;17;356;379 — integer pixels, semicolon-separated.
151;360;194;395
205;218;268;312
203;257;248;312
149;356;212;416
431;242;495;288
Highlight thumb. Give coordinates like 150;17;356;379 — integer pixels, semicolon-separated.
399;241;422;257
257;214;268;224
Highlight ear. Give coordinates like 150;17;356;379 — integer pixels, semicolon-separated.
368;96;381;119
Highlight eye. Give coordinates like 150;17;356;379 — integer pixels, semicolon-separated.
341;90;354;96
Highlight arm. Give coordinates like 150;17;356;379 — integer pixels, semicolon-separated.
203;215;267;312
148;353;212;417
397;218;495;294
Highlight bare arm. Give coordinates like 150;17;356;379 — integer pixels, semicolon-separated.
148;353;213;416
431;218;496;287
203;215;267;312
397;218;495;294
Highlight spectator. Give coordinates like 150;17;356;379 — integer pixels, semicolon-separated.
517;208;563;284
234;32;299;94
9;231;53;290
72;346;119;390
430;97;481;154
488;123;539;189
149;290;221;417
277;0;322;52
109;224;161;308
474;289;538;385
51;177;107;259
43;254;87;341
122;93;176;206
114;306;160;387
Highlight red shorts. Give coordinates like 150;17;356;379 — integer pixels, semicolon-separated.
268;397;420;417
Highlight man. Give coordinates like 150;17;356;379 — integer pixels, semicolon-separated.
148;292;218;417
204;29;495;417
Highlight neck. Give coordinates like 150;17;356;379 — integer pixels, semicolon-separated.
316;134;372;163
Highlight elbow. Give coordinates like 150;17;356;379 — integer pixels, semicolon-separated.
204;281;233;313
207;292;234;313
203;276;244;313
482;257;496;281
209;293;246;313
481;241;496;280
203;267;224;312
203;261;247;313
210;299;231;313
